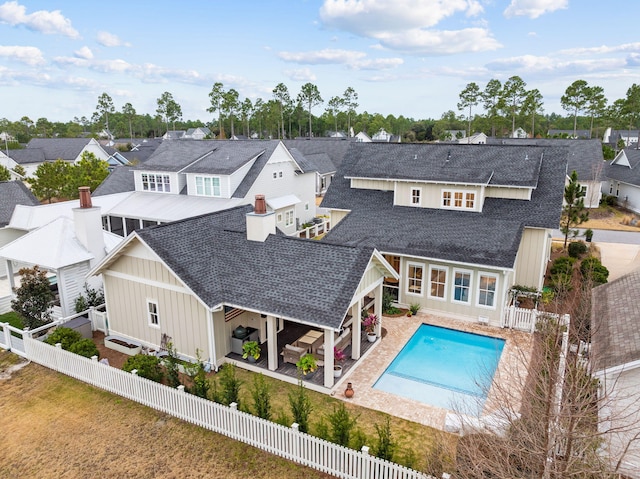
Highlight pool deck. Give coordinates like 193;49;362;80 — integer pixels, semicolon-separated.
335;312;533;431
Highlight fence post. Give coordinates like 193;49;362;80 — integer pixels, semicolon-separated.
230;402;239;439
291;423;300;464
0;322;8;349
360;445;371;479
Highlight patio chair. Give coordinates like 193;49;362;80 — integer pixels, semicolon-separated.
316;327;351;360
282;343;307;365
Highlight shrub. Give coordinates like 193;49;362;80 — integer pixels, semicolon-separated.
288;380;313;433
218;363;242;407
68;338;100;358
122;354;164;383
327;403;359;447
580;256;609;285
163;343;182;388
373;416;396;461
382;291;395;313
568;241;588;258
251;374;272;420
409;303;421;315
600;194;617;206
74;284;105;313
45;327;82;350
550;272;573;294
550;256;576;276
187;359;211;399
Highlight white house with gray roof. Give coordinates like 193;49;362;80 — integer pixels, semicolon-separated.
89;198;397;389
321;142;568;327
603;147;640;214
93;140;319;237
0;138;110;177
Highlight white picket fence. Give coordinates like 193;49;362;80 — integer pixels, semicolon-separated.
2;326;430;479
501;306;569;332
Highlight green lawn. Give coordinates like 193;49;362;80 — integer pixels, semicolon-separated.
0;311;23;329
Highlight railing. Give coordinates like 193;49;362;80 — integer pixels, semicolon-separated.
14;336;430;479
297;218;330;239
501;306;569;332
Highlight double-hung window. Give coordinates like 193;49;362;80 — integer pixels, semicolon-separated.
441;190;475;210
411;188;421;206
429;266;447;299
284;209;294;227
407;263;424;295
453;270;472;303
477;274;498;308
195;176;221;197
142;173;171;192
147;300;159;327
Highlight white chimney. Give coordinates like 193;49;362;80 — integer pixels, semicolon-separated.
73;186;106;266
246;194;275;242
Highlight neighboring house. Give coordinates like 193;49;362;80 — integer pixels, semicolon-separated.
162;130;186;140
0;189;122;317
321;142;568;327
119;138;163;165
88;199;397;389
1;138;110;177
102;147;133;170
457;132;488;144
0;181;39;278
487;138;605;208
93;140;318;237
354;131;372;142
184;127;211;140
548;129;591;139
372;128;401;143
511;127;528;138
603;148;640;213
591;268;640;478
0;132;15;142
603;127;639;148
284;139;353;197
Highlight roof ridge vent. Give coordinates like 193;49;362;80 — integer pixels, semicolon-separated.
525;153;528;160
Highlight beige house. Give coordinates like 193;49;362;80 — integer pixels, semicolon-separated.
89;196;397;389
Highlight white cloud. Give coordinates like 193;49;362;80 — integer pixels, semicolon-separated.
0;1;78;38
0;45;44;65
378;28;501;54
486;54;626;77
352;57;404;70
283;68;316;81
96;31;131;47
279;49;366;64
74;46;93;60
557;42;640;56
504;0;568;19
320;0;483;35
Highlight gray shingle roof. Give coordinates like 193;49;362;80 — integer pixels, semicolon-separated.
485;138;605;181
0;180;39;226
136;205;374;329
604;148;640;187
591;268;640;371
181;142;266;175
231;140;280;198
283;138;353;170
141;140;218;171
93;166;136;196
321;143;568;269
8;148;46;165
304;152;336;175
25;138;93;161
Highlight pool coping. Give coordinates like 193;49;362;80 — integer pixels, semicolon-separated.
337;312;533;431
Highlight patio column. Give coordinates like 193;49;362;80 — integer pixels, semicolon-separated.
266;315;278;371
351;302;361;360
374;282;383;337
6;260;14;290
323;328;335;388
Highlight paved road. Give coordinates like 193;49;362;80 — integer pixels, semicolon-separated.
552;228;640;245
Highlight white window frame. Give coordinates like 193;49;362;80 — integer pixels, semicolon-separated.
147;300;160;327
410;187;421;206
477;272;499;309
452;269;473;304
273;170;283;180
277;213;283;223
194;175;221;197
428;265;447;301
142;173;171;193
406;262;424;296
284;209;294;227
441;189;475;210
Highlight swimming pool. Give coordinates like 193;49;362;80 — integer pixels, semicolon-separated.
373;324;505;416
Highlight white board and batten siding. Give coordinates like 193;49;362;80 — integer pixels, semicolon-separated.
350;178;394;191
103;249;210;361
485;185;532;200
513;227;551;291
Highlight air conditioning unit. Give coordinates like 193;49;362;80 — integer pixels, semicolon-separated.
478;316;489;325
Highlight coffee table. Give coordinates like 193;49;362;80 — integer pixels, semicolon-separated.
296;329;324;354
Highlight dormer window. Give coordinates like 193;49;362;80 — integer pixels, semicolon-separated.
411;187;421;206
195;176;221;197
442;189;475;210
142;173;170;193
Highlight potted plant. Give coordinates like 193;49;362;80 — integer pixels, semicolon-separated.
409;303;421;316
242;340;261;363
362;313;379;342
334;347;346;378
296;353;318;379
584;228;594;243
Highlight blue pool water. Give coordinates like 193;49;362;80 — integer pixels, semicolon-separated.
373;324;505;416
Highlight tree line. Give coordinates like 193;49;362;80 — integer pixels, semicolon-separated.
1;78;639;145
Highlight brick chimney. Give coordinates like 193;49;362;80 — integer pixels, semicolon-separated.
73;186;106;266
246;194;275;242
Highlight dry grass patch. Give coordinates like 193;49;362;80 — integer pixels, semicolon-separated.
0;353;334;479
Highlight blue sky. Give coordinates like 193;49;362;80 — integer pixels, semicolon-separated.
1;0;639;124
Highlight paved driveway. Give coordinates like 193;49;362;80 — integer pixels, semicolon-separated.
595;242;640;281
